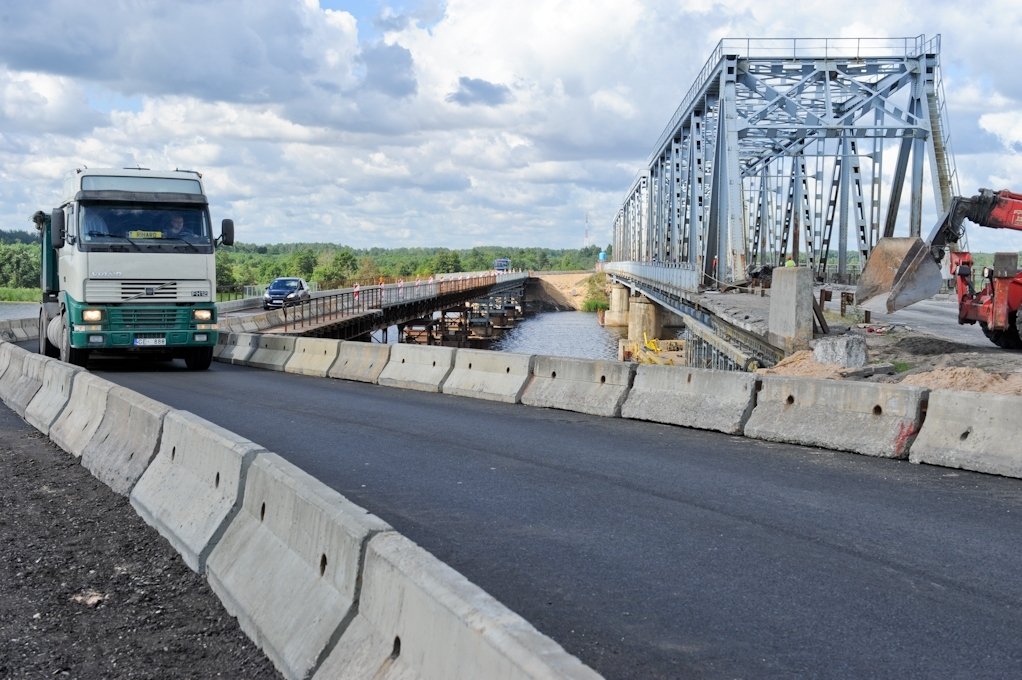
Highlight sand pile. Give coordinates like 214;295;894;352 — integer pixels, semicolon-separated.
756;350;846;380
900;367;1022;395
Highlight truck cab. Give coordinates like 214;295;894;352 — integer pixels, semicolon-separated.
37;168;234;370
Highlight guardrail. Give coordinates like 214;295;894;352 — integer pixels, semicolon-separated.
603;261;701;293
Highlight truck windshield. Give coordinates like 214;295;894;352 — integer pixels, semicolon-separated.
79;204;213;253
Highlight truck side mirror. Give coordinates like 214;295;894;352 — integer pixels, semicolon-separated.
50;209;65;249
220;218;234;246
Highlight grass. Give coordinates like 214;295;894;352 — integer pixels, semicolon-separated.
0;287;40;302
893;361;913;373
582;272;609;313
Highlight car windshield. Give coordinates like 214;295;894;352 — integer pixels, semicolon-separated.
270;279;300;291
78;203;213;253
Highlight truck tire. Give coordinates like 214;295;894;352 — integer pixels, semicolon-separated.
38;309;59;358
184;346;213;371
58;313;89;368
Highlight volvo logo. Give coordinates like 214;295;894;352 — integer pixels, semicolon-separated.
90;271;123;278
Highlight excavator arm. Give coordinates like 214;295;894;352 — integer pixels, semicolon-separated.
856;189;1022;313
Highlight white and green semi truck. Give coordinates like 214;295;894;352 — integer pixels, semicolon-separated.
34;168;234;370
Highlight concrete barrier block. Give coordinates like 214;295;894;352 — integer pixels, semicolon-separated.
314;533;601;680
0;339;12;376
0;347;47;418
378;344;456;393
244;335;297;371
285;337;342;377
621;365;756;434
130;411;266;573
743;376;926;458
219;333;259;365
328;342;391;384
909;390;1022;477
206;452;391;680
521;356;635;417
81;386;171;495
253;309;286;331
212;331;234;359
49;373;116;458
0;341;18;393
441;348;534;403
25;358;83;434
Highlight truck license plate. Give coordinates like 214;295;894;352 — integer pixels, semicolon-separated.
134;338;166;347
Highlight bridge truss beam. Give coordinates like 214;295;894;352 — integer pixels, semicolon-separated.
613;35;959;285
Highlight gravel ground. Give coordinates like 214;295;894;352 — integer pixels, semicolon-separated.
0;404;280;680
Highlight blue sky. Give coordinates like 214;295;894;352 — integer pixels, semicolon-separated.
0;0;1020;252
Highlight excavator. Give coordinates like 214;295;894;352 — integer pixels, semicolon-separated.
856;188;1022;349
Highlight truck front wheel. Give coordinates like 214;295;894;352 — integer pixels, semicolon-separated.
184;346;213;371
59;313;89;368
38;310;59;358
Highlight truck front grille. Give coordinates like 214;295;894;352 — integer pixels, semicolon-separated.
107;308;190;329
86;279;210;302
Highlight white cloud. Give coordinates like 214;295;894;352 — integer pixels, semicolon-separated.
0;0;1020;252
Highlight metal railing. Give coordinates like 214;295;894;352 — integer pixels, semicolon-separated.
280;271;528;332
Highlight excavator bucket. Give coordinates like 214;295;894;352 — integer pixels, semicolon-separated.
856;237;943;314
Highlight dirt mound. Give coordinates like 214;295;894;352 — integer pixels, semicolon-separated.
757;350;845;379
900;367;1022;395
894;335;973;356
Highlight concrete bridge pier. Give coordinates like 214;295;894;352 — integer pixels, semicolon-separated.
603;284;630;326
627;295;663;342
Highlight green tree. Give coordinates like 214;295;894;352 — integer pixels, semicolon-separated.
432;250;462;273
287;249;317;279
0;243;40;287
215;250;236;290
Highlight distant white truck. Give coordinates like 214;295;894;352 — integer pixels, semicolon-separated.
34;167;234;370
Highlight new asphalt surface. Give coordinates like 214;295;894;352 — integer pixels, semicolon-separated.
81;354;1022;679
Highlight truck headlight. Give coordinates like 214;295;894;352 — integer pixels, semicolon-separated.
82;309;104;322
192;309;213;321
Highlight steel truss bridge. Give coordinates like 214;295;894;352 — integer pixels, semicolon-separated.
611;35;959;286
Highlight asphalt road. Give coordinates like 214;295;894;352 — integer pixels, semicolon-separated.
87;356;1022;679
866;295;991;348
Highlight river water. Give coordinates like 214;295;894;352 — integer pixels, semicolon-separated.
492;311;627;360
0;303;38;322
0;303;630;361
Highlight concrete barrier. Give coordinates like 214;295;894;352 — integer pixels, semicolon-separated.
130;410;266;572
621;365;756;434
327;342;391;384
212;331;234;360
218;333;259;365
25;358;83;434
205;452;391;680
314;533;601;680
80;386;171;495
909;390;1022;477
0;346;47;418
0;341;18;394
243;335;297;371
521;356;635;417
0;316;38;342
285;337;342;377
378;344;456;393
743;376;927;458
0;340;12;374
49;373;116;457
441;348;534;403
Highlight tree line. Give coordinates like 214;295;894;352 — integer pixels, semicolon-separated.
0;229;608;291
